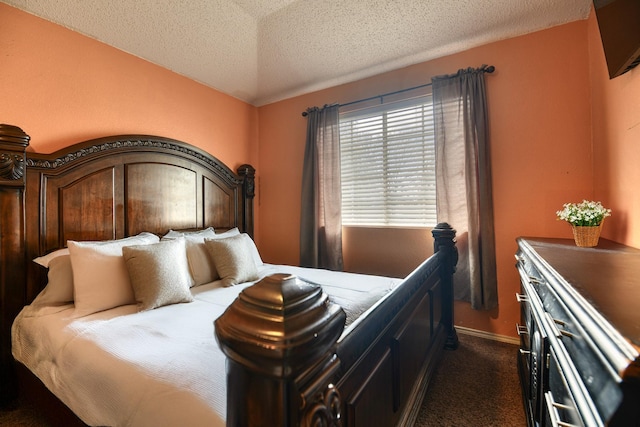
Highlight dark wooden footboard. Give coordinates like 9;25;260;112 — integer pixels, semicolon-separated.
216;223;457;427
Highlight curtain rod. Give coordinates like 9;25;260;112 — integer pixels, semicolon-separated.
301;65;495;117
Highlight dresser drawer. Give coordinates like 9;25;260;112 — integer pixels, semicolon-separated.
542;285;623;422
516;251;552;308
544;346;588;427
517;278;550;426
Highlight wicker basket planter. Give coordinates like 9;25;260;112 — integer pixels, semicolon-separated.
572;221;604;247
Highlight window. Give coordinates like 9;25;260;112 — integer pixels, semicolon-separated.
339;93;436;227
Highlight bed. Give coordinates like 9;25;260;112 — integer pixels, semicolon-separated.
0;123;458;426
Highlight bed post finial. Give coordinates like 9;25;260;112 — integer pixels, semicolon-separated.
432;222;458;350
0;124;30;405
237;164;255;238
0;124;30;182
215;273;345;427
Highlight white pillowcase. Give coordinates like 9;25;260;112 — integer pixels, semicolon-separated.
182;236;217;286
162;227;216;240
122;238;194;311
242;234;264;268
162;227;218;286
68;232;160;317
33;247;70;268
213;228;240;239
31;254;74;307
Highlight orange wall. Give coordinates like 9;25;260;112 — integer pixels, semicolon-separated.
258;20;595;338
0;3;258;177
588;10;640;247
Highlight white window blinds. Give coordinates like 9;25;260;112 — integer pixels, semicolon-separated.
339;94;437;227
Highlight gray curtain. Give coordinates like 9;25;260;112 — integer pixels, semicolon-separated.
300;104;343;270
432;65;497;310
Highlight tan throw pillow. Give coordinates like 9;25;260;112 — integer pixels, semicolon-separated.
204;234;259;286
122;238;194;311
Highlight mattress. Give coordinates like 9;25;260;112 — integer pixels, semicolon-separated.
12;264;400;427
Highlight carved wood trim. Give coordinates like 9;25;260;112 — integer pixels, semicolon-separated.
0;153;25;180
26;138;242;185
302;383;342;427
0;124;30;186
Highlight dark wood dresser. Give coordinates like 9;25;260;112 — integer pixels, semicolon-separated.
516;237;640;427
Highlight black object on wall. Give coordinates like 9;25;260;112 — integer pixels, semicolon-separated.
593;0;640;78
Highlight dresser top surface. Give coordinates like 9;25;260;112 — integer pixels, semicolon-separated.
518;237;640;348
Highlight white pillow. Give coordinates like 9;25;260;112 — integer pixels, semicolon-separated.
31;254;74;306
162;227;216;240
122;238;194;311
68;233;160;316
181;227;240;286
204;234;259;287
242;233;264;268
183;235;217;286
31;233;160;307
214;228;240;238
33;247;70;267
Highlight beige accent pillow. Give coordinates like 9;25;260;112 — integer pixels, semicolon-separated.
68;233;160;317
122;238;194;311
204;234;259;286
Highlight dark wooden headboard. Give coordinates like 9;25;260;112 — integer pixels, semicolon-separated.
0;124;255;403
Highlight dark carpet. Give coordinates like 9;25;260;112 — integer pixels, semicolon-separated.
0;333;525;426
415;332;525;426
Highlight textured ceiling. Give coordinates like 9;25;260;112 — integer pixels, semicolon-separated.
4;0;592;106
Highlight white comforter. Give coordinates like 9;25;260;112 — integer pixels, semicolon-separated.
12;264;400;427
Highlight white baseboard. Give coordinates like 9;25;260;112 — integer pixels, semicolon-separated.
455;325;519;345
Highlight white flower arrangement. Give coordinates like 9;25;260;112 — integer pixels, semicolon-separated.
556;200;611;227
